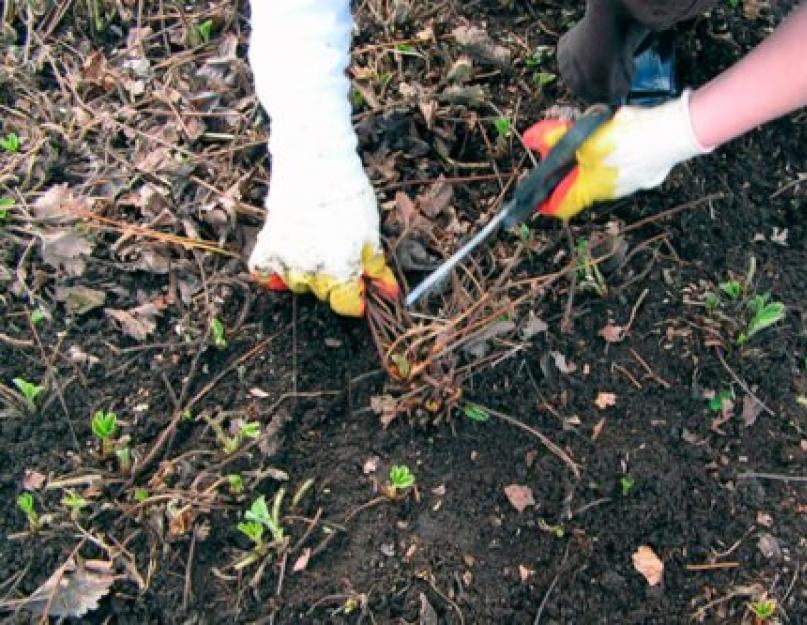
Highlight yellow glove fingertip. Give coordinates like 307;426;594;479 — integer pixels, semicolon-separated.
283;271;313;294
329;280;365;317
309;273;337;302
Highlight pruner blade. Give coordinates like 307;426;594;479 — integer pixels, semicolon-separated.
404;106;612;309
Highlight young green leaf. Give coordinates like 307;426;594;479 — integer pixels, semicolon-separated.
227;473;244;495
703;293;719;310
244;496;270;525
30;308;46;325
719;280;742;300
12;378;44;409
494;117;511;139
620;476;635;496
533;72;556;88
708;389;733;412
238;520;264;546
748;598;776;619
239;422;261;439
62;490;88;512
17;492;35;515
463;403;489;423
0;197;12;222
390;354;410;378
210;317;227;349
134;488;149;503
746;296;785;338
91;411;117;440
0;133;20;153
389;465;415;491
197;19;213;43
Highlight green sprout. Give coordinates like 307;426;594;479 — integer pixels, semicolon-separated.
133;488;149;503
620;476;635;496
61;490;88;519
396;43;415;53
747;598;776;620
0;132;20;153
12;377;44;412
210;317;227;349
703;293;720;311
30;308;45;325
227;473;244;495
525;45;552;68
737;294;785;345
463;403;489;423
236;492;287;568
719;280;742;300
386;465;416;499
0;197;12;222
205;415;261;454
517;223;531;242
494;117;511;140
390;353;410;379
196;19;213;42
115;446;132;474
538;517;565;538
17;493;40;531
708;389;734;412
351;88;366;109
533;71;557;88
91;410;118;458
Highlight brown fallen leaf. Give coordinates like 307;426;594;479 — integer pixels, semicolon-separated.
504;484;535;513
22;469;47;491
33;184;90;223
55;285;106;315
370;394;399;429
550;351;576;375
105;303;161;341
292;548;311;573
39;229;94;276
741;395;763;427
598;323;626;343
594;392;617;410
632;546;664;586
416;176;453;218
452;25;511;68
9;558;117;618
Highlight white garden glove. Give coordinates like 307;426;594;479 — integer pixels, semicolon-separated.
525;90;712;220
247;0;398;317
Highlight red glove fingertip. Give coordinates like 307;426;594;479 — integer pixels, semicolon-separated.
252;272;289;291
536;167;580;219
523;119;573;158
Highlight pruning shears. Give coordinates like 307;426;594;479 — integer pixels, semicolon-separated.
404;105;612;309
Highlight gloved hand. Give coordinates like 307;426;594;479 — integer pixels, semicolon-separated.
524;90;711;220
247;0;399;317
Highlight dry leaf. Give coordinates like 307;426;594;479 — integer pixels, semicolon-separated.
519;565;535;583
292;548;311;573
22;469;47;491
598;323;626;343
594;392;617;410
521;312;548;339
15;558;116;618
504;484;534;513
632;546;664;586
416;177;453;218
39;229;94;276
370;394;399;429
33;184;90;223
550;351;576;374
362;456;380;475
105;303;160;341
452;25;511;68
741;395;763;427
55;285;106;315
419;593;439;625
591;418;606;441
249;387;270;398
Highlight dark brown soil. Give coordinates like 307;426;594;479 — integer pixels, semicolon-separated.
1;1;805;624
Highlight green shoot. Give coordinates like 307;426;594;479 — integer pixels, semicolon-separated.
134;488;149;503
494;117;511;140
708;389;733;412
210;317;227;349
0;132;20;153
703;293;720;311
244;491;286;544
115;446;132;474
12;378;44;412
17;493;40;531
738;294;785;345
719;280;742;300
0;196;12;222
91;410;118;458
620;476;635;496
386;465;416;499
390;354;410;378
196;19;213;43
463;403;489;423
61;490;88;519
538;517;565;538
396;43;415;53
518;223;530;242
533;72;556;88
205;415;261;454
227;473;244;495
525;46;552;68
747;598;776;620
30;308;45;325
237;520;264;548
